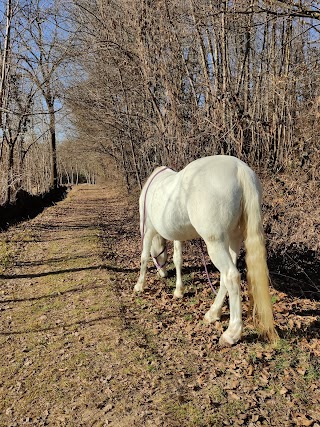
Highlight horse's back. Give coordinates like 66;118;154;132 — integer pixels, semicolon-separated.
182;155;246;180
145;155;256;242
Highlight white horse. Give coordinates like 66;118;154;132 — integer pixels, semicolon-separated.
134;155;278;345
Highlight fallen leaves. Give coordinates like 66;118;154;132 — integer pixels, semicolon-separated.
293;414;315;426
1;184;319;427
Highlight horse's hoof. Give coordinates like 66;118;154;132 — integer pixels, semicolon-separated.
203;313;212;324
173;290;183;299
219;332;237;347
219;335;234;347
204;311;220;324
134;284;143;293
159;270;168;278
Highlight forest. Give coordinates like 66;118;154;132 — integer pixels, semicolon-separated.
0;2;320;425
1;0;319;256
0;0;319;195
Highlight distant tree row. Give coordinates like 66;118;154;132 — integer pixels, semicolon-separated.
1;0;319;200
67;0;319;189
0;0;99;204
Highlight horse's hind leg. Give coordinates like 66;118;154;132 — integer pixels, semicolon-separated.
204;234;241;323
205;240;242;345
135;230;155;293
173;241;184;298
204;281;227;323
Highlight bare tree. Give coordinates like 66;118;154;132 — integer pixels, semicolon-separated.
0;0;78;202
61;0;320;186
0;0;39;202
19;0;76;189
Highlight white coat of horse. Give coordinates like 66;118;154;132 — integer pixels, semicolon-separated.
134;155;277;345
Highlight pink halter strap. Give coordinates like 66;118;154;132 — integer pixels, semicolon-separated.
152;246;167;270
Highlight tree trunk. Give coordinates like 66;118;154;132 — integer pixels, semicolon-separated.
48;101;58;189
0;0;12;130
6;143;14;203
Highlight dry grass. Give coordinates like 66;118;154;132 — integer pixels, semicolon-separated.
262;172;320;299
0;183;319;427
263;172;320;253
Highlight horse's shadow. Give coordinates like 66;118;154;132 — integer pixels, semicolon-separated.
165;264;217;279
164;242;320;301
267;245;320;301
278;318;320;341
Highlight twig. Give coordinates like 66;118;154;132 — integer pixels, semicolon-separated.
284;252;318;290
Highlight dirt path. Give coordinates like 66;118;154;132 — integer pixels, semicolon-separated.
0;185;319;427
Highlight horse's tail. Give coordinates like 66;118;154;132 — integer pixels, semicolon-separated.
237;164;278;343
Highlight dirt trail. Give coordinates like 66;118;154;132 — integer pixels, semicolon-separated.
0;184;319;427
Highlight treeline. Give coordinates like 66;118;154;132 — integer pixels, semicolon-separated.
0;0;100;205
68;0;320;189
0;0;319;200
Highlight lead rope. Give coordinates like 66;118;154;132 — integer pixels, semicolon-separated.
198;240;217;295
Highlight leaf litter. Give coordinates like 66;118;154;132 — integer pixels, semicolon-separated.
0;184;319;427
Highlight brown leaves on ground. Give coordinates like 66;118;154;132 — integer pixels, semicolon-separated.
0;183;319;427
